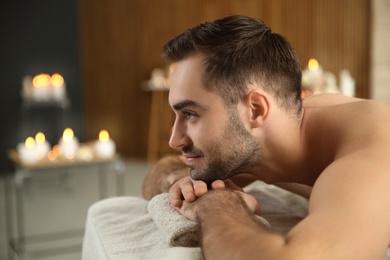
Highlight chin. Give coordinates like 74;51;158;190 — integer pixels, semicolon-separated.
189;169;201;180
190;169;206;181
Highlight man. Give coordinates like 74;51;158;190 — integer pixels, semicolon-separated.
145;15;390;259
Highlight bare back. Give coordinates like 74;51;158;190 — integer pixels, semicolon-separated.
293;94;390;258
303;94;390;167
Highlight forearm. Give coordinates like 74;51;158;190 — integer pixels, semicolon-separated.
142;155;190;200
197;189;287;260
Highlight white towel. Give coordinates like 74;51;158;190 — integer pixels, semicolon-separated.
147;193;271;248
82;196;204;259
83;181;308;259
148;193;199;247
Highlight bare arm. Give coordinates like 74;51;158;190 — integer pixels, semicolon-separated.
180;151;390;259
195;189;286;259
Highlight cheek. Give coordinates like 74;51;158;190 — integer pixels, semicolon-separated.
188;122;219;147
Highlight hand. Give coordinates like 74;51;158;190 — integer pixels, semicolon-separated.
168;177;246;208
169;176;209;208
176;188;261;222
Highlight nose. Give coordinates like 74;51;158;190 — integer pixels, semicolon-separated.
169;120;188;150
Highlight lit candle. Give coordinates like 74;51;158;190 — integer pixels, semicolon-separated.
50;73;66;100
17;136;37;165
34;132;51;160
32;73;51;101
59;128;79;159
302;58;324;93
95;130;116;158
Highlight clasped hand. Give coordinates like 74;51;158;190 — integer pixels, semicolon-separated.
168;176;260;221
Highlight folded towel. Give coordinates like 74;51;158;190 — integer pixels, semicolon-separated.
147;193;271;248
83;181;310;259
148;193;200;247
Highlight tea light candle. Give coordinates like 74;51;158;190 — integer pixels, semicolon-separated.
59;128;79;159
50;73;66;100
32;73;51;101
302;58;324;92
95;130;116;158
34;132;51;160
17;136;37;165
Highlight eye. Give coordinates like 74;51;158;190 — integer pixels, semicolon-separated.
182;110;197;121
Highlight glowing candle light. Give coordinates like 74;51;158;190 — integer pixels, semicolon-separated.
34;132;50;160
308;58;319;71
25;137;35;148
32;74;51;101
33;74;51;88
95;130;116;158
59;128;79;160
50;73;64;87
50;73;66;100
302;58;324;93
17;136;37;164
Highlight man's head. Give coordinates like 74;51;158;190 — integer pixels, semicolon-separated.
165;15;303;183
163;15;303;113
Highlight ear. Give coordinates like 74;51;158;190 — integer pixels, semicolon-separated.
246;89;270;127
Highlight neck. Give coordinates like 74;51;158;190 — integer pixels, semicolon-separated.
252;107;312;185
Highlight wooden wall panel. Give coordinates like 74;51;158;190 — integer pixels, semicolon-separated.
80;0;370;161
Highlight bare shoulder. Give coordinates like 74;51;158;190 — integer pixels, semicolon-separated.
303;93;363;108
304;93;390;116
290;151;390;258
289;94;390;257
303;94;390;152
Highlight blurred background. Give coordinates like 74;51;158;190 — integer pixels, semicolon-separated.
0;0;389;259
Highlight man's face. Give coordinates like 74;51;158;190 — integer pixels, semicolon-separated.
168;55;260;183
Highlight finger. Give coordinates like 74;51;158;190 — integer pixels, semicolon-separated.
168;177;194;207
211;180;226;189
181;181;198;202
193;180;208;197
168;182;184;208
240;192;261;215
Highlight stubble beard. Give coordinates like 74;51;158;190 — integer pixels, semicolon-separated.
188;109;260;184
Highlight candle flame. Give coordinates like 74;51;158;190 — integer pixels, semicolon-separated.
99;130;110;142
25;137;35;149
51;73;64;88
308;59;319;71
35;132;45;144
62;128;74;143
33;74;51;88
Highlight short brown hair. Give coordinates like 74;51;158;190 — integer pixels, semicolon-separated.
162;15;302;114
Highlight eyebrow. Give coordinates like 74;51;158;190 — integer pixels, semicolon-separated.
172;99;205;111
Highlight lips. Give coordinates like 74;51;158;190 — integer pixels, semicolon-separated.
182;153;201;162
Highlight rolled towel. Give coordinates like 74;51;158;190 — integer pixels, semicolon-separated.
148;193;199;247
147;193;271;248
